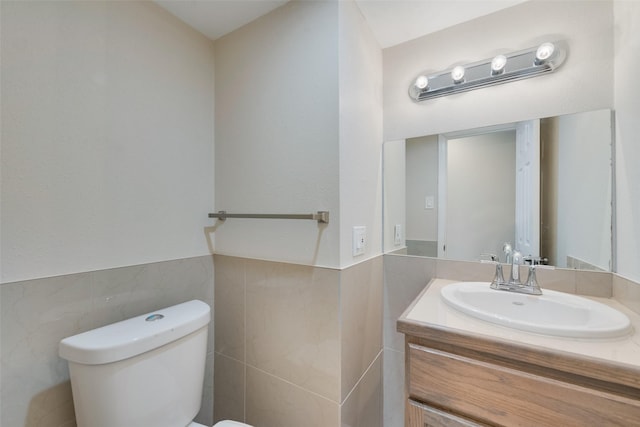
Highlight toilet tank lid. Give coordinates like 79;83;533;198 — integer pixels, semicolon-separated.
59;300;210;365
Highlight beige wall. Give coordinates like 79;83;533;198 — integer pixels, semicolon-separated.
338;0;384;268
214;0;383;270
1;1;216;283
213;1;341;268
0;2;217;425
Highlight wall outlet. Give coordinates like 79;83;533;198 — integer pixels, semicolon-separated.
394;224;402;246
352;226;366;256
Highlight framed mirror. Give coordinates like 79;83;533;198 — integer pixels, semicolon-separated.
383;109;614;271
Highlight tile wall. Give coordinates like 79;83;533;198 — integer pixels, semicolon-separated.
614;274;640;315
0;256;215;427
3;252;637;427
213;255;383;427
382;253;640;427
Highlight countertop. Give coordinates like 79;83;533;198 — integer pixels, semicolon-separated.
399;278;640;375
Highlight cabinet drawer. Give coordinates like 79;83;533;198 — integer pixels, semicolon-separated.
407;399;487;427
408;343;640;427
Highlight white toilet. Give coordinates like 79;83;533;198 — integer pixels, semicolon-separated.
59;300;251;427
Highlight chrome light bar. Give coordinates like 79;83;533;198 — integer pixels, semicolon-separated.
409;41;567;102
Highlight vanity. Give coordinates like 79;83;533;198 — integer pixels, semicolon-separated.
397;279;640;427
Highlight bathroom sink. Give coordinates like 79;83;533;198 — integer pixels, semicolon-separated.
440;282;632;338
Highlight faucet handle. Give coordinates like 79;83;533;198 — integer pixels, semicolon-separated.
522;265;543;295
490;263;506;290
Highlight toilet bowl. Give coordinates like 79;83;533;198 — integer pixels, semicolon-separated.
59;300;253;427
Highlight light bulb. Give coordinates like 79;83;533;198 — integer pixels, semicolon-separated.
451;66;465;83
414;75;429;90
535;42;555;63
491;54;507;74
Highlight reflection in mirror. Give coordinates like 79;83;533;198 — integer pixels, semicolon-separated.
383;109;614;271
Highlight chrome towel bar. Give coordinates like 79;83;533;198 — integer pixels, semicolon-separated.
208;211;329;224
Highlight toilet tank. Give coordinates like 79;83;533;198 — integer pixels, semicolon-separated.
59;300;210;427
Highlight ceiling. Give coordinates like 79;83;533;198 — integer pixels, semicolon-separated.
154;1;289;42
155;0;527;49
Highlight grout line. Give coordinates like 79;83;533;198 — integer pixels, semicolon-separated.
340;348;383;405
244;362;341;405
243;259;247;423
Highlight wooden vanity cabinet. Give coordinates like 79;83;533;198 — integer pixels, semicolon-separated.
399;323;640;427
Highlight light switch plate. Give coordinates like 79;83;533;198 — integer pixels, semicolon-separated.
394;224;402;246
352;226;366;256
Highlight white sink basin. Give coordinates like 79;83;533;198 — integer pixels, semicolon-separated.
440;282;632;338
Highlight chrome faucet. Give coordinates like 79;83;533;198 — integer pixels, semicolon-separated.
490;250;542;295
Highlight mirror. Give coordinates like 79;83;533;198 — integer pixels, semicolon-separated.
383;109;614;271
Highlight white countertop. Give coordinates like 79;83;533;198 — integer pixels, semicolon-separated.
405;279;640;370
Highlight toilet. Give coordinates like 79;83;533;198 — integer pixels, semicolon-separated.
59;300;251;427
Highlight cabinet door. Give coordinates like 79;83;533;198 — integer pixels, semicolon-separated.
407;400;487;427
407;343;640;426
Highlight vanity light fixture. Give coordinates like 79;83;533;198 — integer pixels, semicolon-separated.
409;41;567;102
